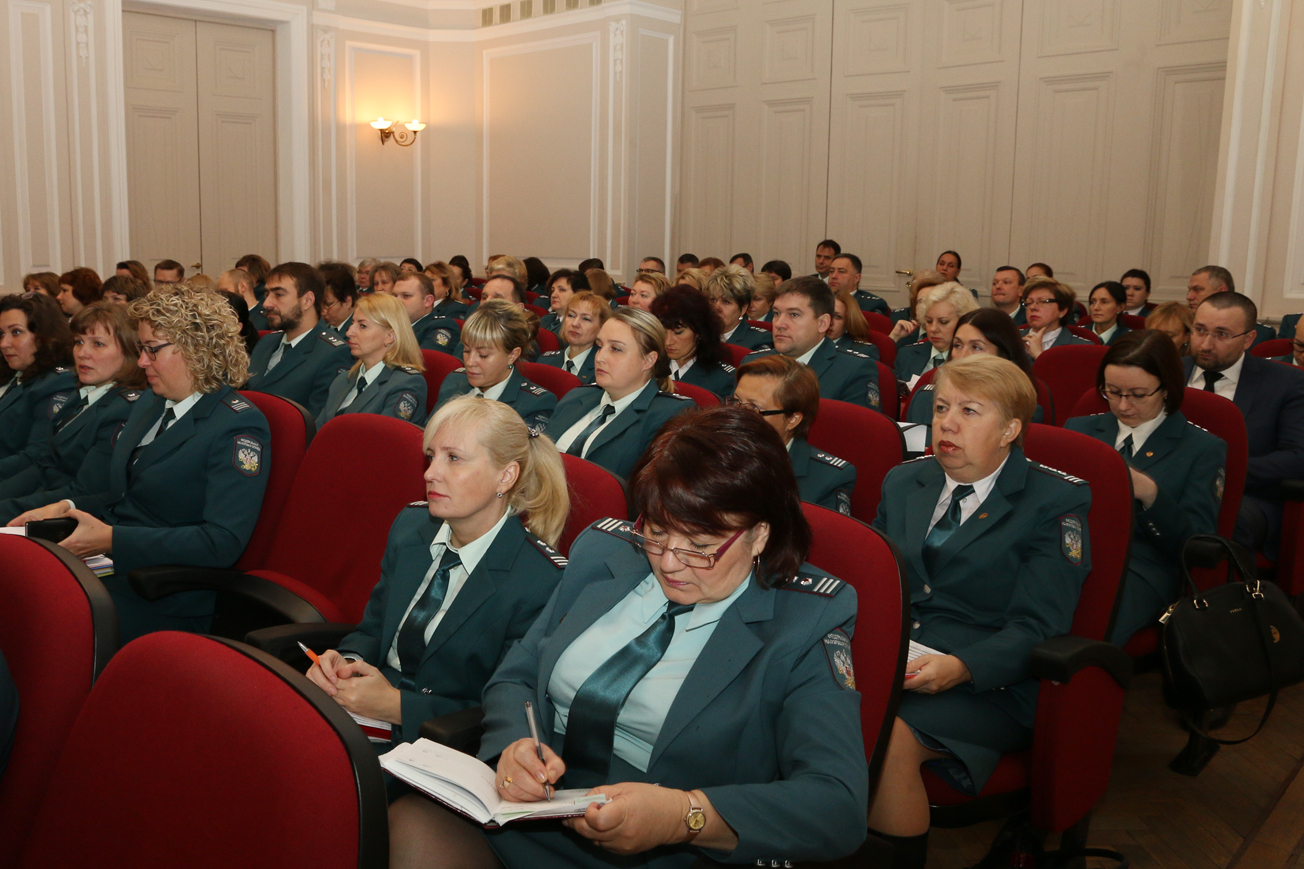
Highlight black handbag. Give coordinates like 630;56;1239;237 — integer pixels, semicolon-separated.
1159;534;1304;744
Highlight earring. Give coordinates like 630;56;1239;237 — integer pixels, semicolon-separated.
496;491;503;498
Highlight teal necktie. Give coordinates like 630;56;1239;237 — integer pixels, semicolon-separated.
561;601;694;787
1119;434;1134;459
922;484;974;576
395;548;462;691
566;404;615;457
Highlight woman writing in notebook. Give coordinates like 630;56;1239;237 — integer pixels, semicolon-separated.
389;405;868;869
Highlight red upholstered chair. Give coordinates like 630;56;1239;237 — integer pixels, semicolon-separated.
258;329;274;339
747;319;773;332
237;391;316;569
1069;388;1248;658
808;398;904;522
524;290;540;304
0;537;117;866
861;330;897;368
864;311;894;334
1032;344;1109;425
801;502;908;792
1251;337;1291;359
1119;313;1148;331
904;369;1055;426
923;424;1134;855
518;360;583;400
557;455;628;555
421;349;465;402
130;414;429;634
525;303;549;319
15;632;387;869
875;360;899;419
536;328;560;353
900;367;938;421
1065;324;1103;345
721;343;751;368
672;380;720;408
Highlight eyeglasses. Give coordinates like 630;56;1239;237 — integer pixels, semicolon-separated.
626;519;746;570
723;396;789;417
1191;326;1253;343
140;342;174;359
1100;386;1163;403
1025;298;1059;308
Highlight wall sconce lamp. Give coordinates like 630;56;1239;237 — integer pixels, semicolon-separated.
371;117;426;146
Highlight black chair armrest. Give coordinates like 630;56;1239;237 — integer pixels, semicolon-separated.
244;623;358;664
419;706;485;756
127;565;327;624
1281;479;1304;501
1030;635;1132;688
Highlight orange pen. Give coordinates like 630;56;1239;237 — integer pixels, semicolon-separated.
297;641;321;666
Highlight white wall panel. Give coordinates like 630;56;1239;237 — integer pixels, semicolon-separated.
10;1;64;274
681;104;735;257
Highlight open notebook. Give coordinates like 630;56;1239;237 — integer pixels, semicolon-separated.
380;738;608;827
0;527;114;577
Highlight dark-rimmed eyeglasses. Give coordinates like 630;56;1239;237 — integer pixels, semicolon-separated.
598;517;746;569
1100;385;1164;403
140;342;174;360
723;396;788;417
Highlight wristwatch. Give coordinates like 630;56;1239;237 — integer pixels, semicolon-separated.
684;792;706;837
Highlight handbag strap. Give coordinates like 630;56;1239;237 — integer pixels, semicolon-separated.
1179;534;1256;599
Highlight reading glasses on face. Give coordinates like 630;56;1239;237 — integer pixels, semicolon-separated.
723;397;787;417
1191;326;1253;342
141;342;174;359
1101;386;1163;403
598;519;746;569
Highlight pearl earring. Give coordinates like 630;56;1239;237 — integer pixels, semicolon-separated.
496;491;504;498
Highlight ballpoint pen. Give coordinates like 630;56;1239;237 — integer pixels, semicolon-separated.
525;701;554;800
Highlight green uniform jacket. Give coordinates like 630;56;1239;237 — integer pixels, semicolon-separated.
791;437;855;516
743;339;878;409
432;298;471;320
675;359;736;399
894;340;945;383
330;313;353;337
543;381;694;479
246;320;353;418
0;385;141;520
851;289;890;317
539;311;563;342
0;368;78;477
76;386;271;577
435;367;557;430
479;520;868;868
1098;321;1131;346
721;321;774;352
1066;411;1225;642
413;313;463;357
316;364;427;428
1279;313;1301;340
890;307;920;347
337;508;566;743
536;348;596;385
871;449;1091;724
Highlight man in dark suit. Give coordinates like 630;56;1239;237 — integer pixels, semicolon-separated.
990;266;1026;325
743;277;878;409
245;262;353;418
1185;292;1304;555
829;253;890;316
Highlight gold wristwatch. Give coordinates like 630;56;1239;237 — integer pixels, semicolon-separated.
684;792;706;837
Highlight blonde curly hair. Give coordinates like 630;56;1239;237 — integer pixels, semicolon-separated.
128;282;250;392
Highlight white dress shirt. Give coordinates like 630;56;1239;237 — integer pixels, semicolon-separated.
670;358;696;380
554;381;649;455
1114;410;1168;454
1188;353;1245;400
470;371;511;400
1094;323;1119;345
796;338;827;366
266;328;312;371
926;456;1009;535
562;344;593;375
138;392;203;446
340;360;386;409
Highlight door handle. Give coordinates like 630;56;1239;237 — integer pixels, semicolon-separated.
191;262;202;271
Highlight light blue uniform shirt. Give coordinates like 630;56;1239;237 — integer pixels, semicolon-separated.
548;572;752;772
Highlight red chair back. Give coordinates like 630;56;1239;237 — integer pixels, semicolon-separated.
863;311;894;334
558;456;628;555
801;503;908;787
672;381;720;408
1251;337;1291;359
901;367;937;419
524;290;540;304
536;328;560;353
875;361;899;419
525;303;549;319
255;415;428;623
808;398;904;522
237;392;316;569
1032;344;1109;425
421;349;466;403
16;633;386;869
721;343;750;368
0;538;116;867
860;330;897;368
464;284;482;300
614;296;629;306
517;360;583;399
1066;324;1102;344
258;329;274;339
747;319;773;333
1119;313;1148;330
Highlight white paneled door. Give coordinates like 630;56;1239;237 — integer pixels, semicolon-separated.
122;13;277;277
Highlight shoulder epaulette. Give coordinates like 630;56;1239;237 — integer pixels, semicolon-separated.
453;367;467;374
748;325;770;334
52;366;70;374
1031;461;1088;486
522;382;548;396
664;391;694;400
916;383;935;392
902;454;934;465
541;350;563;358
812;450;849;469
407;500;428;508
319;331;346;347
1186;420;1212;434
397;365;420;376
524;531;568;568
839;346;871;359
745;347;778;358
721;363;736;374
223;393;253;413
779;573;844;597
582;382;604;388
121;389;142;402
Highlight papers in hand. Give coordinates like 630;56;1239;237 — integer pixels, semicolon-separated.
0;527;26;536
906;640;943;675
83;555;114;577
348;711;393;743
381;738;609;827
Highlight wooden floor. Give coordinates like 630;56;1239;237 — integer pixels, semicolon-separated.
927;672;1304;869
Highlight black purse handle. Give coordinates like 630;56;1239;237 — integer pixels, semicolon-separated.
1175;534;1280;746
